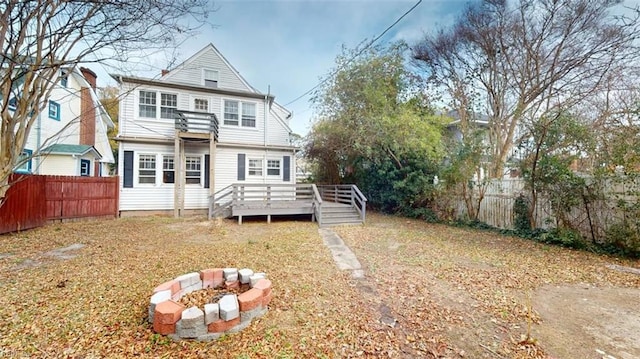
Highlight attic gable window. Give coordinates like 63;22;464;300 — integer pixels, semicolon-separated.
48;101;60;121
60;69;68;87
203;69;218;88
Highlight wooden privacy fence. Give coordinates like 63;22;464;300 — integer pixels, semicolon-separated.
453;177;639;242
0;174;119;234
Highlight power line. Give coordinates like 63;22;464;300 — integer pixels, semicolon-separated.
283;0;423;107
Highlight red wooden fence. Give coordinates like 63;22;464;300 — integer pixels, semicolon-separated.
0;175;119;234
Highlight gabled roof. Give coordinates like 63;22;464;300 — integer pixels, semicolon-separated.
445;110;490;128
161;43;258;93
41;144;102;159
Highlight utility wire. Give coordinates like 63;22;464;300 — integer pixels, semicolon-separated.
283;0;423;107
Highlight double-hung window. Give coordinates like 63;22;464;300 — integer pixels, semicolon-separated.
139;91;156;118
48;101;60;120
224;100;239;126
267;159;281;176
138;154;156;184
185;156;201;184
163;156;175;184
224;100;256;128
248;158;263;176
160;93;178;119
203;69;218;88
241;102;256;127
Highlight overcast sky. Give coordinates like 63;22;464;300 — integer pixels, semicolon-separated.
94;0;640;136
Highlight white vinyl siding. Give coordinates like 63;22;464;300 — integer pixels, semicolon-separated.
118;144;297;212
121;82;293;148
161;45;254;92
118;143;212;211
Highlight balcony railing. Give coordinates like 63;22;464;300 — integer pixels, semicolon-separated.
175;110;218;140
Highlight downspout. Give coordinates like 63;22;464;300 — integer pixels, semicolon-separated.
264;86;269;184
35;112;41;174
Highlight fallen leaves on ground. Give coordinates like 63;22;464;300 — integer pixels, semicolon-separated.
0;213;638;358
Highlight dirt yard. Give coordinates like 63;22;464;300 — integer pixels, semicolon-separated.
0;213;638;358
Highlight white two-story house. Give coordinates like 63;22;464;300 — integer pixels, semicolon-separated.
113;43;296;215
12;67;114;176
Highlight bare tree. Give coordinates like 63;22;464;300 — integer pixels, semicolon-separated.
413;0;640;178
0;0;213;203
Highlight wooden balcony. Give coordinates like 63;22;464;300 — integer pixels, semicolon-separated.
174;110;218;141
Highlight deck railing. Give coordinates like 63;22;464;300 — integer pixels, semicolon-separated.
209;183;323;222
209;183;365;226
175;110;219;140
317;184;367;223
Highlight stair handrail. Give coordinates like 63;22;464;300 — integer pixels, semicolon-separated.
208;184;235;219
311;184;323;226
350;184;367;223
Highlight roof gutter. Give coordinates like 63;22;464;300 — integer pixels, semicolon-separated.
111;74;276;101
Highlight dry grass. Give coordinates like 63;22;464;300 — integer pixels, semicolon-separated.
0;213;638;358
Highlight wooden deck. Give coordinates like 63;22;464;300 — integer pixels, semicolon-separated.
209;184;367;227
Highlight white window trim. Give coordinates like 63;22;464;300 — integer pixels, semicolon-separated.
137;90;157;119
247;157;264;177
136;89;180;121
202;68;219;88
185;155;202;186
266;158;282;177
159;92;179;120
136;153;158;186
191;95;211;112
161;154;175;186
220;98;259;129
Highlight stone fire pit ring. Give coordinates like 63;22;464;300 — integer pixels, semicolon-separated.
148;268;272;341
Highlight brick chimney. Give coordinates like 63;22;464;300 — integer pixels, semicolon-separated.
79;67;96;147
161;69;169;76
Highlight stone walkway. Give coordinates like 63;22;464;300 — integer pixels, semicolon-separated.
318;228;364;279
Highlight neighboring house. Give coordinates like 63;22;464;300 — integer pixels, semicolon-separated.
446;110;522;179
113;43;297;215
13;67;115;176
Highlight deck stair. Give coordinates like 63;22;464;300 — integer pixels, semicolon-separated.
209;183;367;227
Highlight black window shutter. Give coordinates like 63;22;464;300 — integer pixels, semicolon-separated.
237;153;245;181
204;154;210;188
283;155;291;182
123;151;134;188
